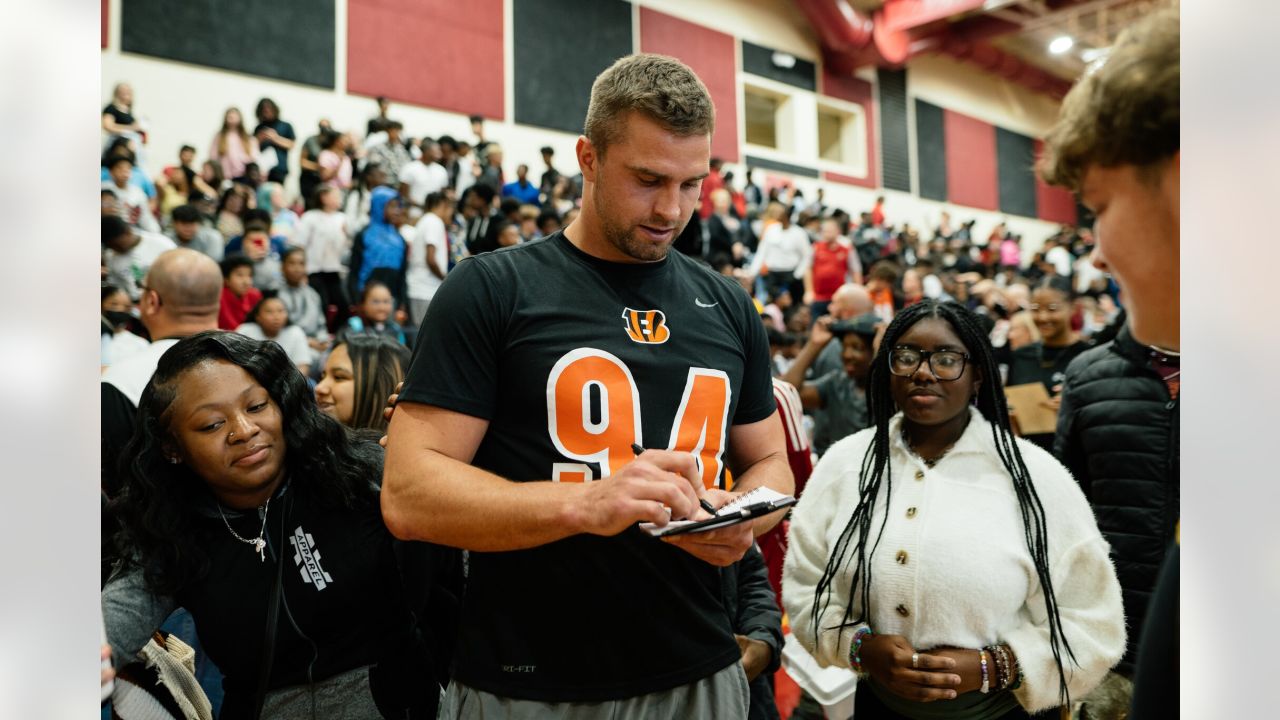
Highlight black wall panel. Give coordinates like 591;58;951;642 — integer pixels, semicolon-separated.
877;68;910;193
741;41;816;91
514;0;633;134
915;99;947;202
996;127;1038;218
744;155;820;179
121;0;335;88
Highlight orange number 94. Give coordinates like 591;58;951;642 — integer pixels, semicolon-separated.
547;349;729;489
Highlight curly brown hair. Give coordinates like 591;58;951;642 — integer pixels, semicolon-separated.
1039;8;1179;191
584;54;715;156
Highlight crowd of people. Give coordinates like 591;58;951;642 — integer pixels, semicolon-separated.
100;9;1178;719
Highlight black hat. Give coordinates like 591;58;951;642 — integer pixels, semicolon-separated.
830;313;880;339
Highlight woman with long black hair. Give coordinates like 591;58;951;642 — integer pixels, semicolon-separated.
783;300;1123;718
103;331;453;719
315;333;411;432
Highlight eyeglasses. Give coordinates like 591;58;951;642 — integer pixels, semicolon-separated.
137;283;162;306
888;347;970;381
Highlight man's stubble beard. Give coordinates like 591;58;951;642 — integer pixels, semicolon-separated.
593;179;684;263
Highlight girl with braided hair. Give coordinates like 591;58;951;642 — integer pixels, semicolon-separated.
784;300;1123;718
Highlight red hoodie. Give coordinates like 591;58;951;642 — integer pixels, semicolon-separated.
219;286;262;330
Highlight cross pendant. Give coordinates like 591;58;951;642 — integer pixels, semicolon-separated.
254;538;266;561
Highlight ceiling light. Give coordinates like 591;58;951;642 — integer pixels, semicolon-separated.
1080;47;1108;63
1049;36;1075;55
771;51;797;70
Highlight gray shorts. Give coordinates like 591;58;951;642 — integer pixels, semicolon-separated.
439;660;750;720
262;664;381;719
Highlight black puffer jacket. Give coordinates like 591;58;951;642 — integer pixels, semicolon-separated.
1053;324;1178;674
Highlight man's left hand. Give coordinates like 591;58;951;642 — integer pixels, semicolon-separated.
661;489;754;566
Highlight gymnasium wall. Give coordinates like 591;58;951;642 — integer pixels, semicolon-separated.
101;0;1078;254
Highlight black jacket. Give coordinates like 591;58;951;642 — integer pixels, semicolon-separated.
721;545;783;720
105;470;461;720
1052;324;1178;673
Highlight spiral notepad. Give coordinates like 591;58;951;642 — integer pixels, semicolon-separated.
639;487;796;537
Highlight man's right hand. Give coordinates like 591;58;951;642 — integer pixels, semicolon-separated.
565;450;704;537
378;381;405;448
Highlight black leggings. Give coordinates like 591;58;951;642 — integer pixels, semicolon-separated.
308;272;349;333
853;685;1044;719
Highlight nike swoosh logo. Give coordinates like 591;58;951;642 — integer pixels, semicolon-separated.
695;298;718;308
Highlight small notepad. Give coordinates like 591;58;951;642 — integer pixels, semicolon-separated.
639;487;797;537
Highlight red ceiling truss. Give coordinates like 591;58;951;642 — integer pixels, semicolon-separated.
793;0;1077;98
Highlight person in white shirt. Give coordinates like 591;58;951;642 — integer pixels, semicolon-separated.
103;156;160;233
1073;249;1106;295
101;248;223;494
406;192;454;325
748;203;811;302
1043;238;1074;278
454;141;477;195
292;185;350;317
784;300;1123;718
399;139;450;218
235;295;312;375
103;216;176;302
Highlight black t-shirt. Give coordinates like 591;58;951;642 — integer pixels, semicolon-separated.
103;103;134;127
1005;340;1090;392
254;120;296;180
1003;340;1089;450
398;232;776;701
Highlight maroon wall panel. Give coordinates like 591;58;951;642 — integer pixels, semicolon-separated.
1034;139;1079;224
102;0;108;48
639;7;739;162
348;0;504;120
819;69;878;188
944;110;997;210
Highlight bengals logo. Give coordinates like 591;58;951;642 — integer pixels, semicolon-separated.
622;307;670;344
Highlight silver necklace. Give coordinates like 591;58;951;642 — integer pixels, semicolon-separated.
218;496;270;562
902;423;964;467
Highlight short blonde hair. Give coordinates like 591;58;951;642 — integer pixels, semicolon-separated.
1039;9;1179;190
584;54;715;156
1007;311;1042;346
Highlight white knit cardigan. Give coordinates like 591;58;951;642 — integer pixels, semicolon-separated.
783;408;1125;713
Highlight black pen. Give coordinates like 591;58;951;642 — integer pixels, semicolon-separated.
631;443;717;515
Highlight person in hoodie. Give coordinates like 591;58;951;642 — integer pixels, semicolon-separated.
348;186;409;315
103;331;455;719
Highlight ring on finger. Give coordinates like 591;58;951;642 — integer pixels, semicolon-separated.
912;652;919;669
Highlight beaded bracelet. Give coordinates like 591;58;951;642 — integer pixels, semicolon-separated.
996;646;1011;690
988;644;1022;690
978;649;990;694
849;626;874;675
1004;646;1023;690
993;640;1003;686
984;645;1009;690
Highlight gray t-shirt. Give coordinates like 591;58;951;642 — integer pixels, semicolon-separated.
810;339;844;380
167;225;225;262
811;369;869;457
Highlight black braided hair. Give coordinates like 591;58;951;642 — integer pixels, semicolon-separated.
808;299;1078;705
